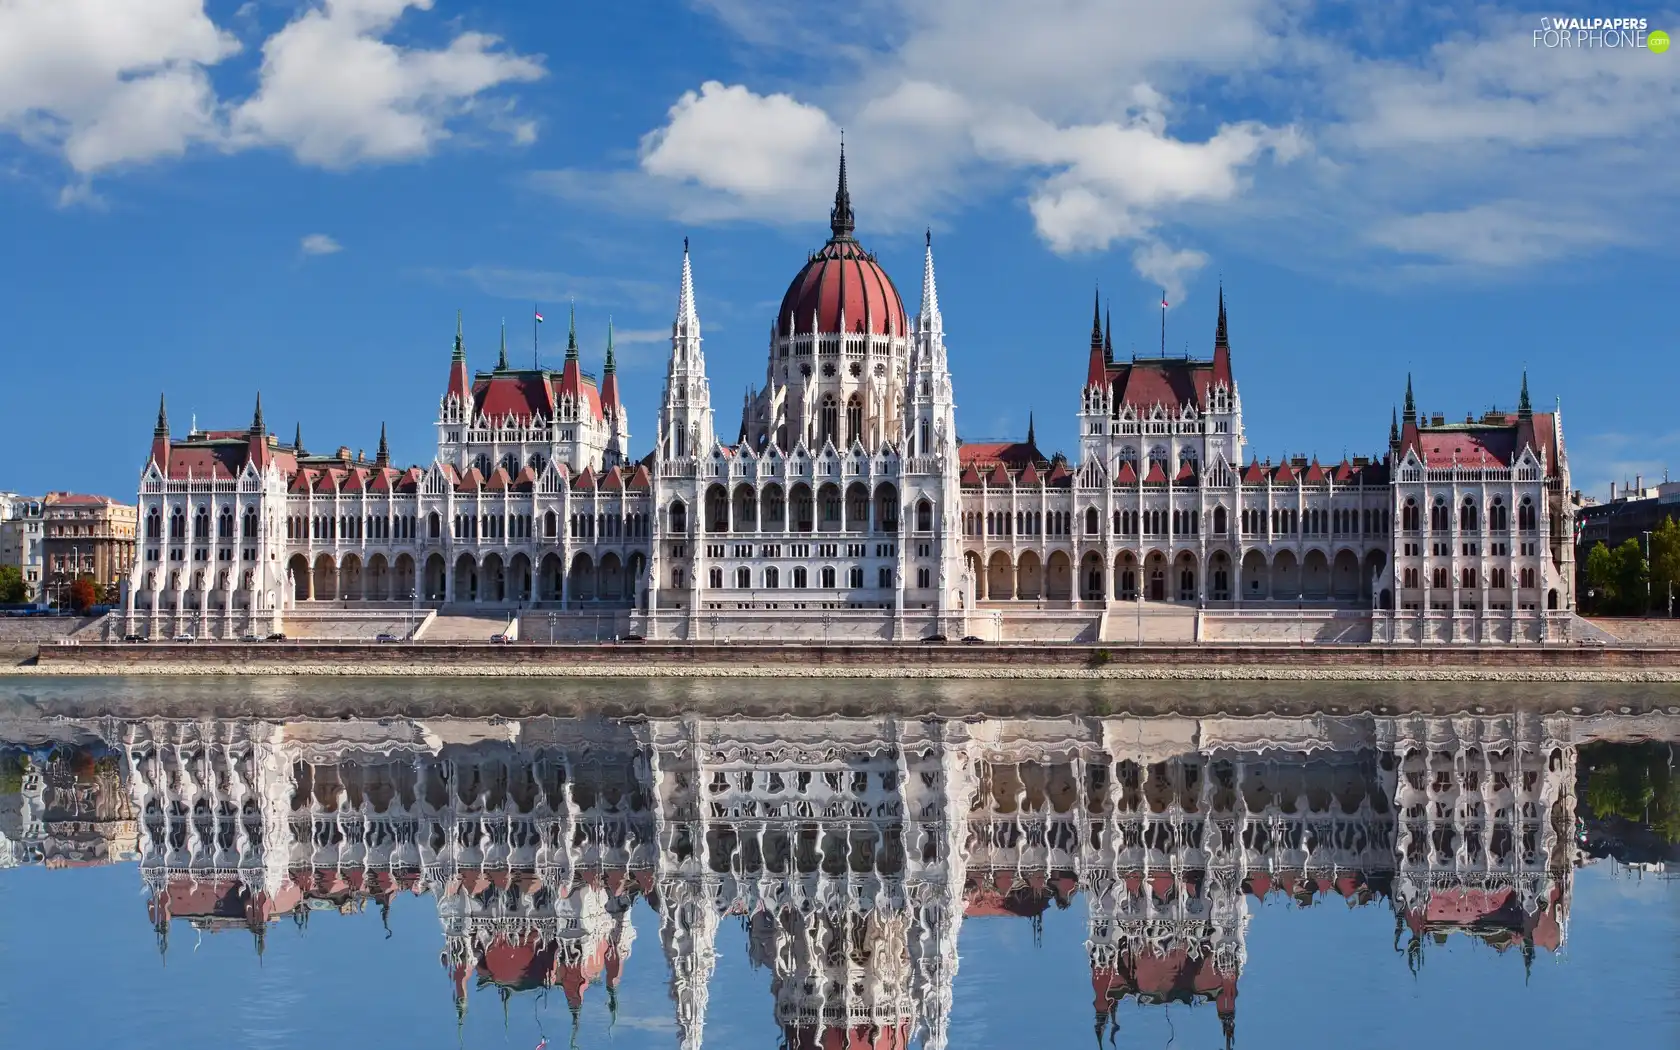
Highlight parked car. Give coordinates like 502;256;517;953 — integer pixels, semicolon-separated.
122;634;144;643
265;633;287;642
375;633;398;643
961;635;984;645
620;633;646;643
489;633;513;644
173;634;194;643
239;634;260;643
921;634;948;644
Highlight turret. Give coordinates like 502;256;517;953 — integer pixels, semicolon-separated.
601;320;630;466
375;422;390;468
1212;283;1232;390
149;394;171;473
247;393;271;471
658;239;715;459
1086;286;1106;388
445;310;471;420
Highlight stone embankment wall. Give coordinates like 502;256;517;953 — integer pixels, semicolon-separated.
1589;618;1680;646
33;640;1680;671
0;617;101;643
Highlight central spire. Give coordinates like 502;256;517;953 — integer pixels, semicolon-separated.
829;137;855;241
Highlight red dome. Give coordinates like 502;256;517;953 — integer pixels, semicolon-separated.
775;147;908;338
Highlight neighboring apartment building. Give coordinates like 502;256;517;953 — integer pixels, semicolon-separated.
0;493;45;604
42;492;137;606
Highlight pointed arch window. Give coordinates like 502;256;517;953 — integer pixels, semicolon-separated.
821;395;839;445
846;396;862;446
919;419;930;454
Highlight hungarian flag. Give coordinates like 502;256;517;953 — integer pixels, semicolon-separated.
534;309;544;323
1160;292;1169;309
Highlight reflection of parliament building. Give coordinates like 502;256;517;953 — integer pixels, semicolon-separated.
2;714;1582;1047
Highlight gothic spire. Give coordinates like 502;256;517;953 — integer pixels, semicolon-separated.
1402;373;1416;424
376;422;389;465
829;137;855;241
675;237;699;335
1390;407;1399;445
566;300;579;362
251;393;265;434
294;422;305;456
1215;282;1229;349
1090;286;1103;351
1103;306;1113;364
916;228;941;328
496;319;508;370
154;393;169;436
604;317;617;374
1518;369;1532;418
452;309;464;362
1026;411;1036;448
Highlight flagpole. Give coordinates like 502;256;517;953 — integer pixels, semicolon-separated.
534;303;539;369
1160;289;1166;357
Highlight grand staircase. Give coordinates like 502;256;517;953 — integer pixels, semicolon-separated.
413;609;516;642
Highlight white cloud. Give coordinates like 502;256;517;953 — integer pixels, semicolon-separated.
0;0;545;186
0;0;239;175
1131;241;1208;306
300;232;342;255
546;0;1680;282
231;0;545;168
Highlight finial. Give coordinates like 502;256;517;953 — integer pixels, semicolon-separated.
376;422;389;464
830;136;855;240
566;299;578;361
604;316;616;374
925;227;931;248
1215;282;1229;349
154;393;169;435
452;309;464;361
251;393;265;434
497;318;508;370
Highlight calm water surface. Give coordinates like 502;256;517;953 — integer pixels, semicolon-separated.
1;680;1676;1049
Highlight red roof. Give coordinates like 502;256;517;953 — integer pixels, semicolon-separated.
1096;357;1217;413
473;372;555;423
1402;412;1557;471
777;237;907;338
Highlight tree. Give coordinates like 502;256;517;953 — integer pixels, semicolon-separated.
1650;515;1680;615
1584;539;1650;614
67;575;98;614
0;565;26;605
1613;537;1650;614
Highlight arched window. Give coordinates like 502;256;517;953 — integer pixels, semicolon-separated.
878;566;892;588
1213;506;1227;535
242;508;257;539
735;567;750;588
820;395;838;444
1085;507;1099;535
1460;498;1478;532
846;396;862;446
544;510;558;538
1518;498;1537;531
708;567;723;588
793;566;808;588
428;512;441;539
472;452;492;476
146;508;162;540
916;499;932;531
1489;498;1508;532
1402;498;1419;532
1430;499;1449;532
500;453;519;476
670;500;688;534
919;419;930;453
217;508;234;539
1148;445;1169;469
765;566;779;589
820;566;836;588
529;452;547;475
193;507;210;540
1117;445;1138;468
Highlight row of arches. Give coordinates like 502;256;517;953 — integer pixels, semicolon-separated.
1402;494;1538;534
147;505;259;542
284;551;647;605
694;482;907;534
965;547;1388;603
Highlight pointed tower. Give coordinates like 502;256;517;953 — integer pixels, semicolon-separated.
601;319;630;468
1212;283;1232;391
830;138;855;241
1390;407;1400;447
1103;306;1113;365
1518;370;1532;421
496;320;508;371
904;229;963;633
247;393;271;471
1403;373;1417;426
658;238;715;460
445;310;471;417
1026;411;1036;449
375;422;390;467
149;394;171;473
293;422;305;457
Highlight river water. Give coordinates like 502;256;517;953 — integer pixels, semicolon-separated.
0;678;1675;1049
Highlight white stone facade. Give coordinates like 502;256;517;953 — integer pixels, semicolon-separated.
121;159;1574;645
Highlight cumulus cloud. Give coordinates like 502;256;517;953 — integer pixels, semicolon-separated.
547;0;1680;282
0;0;545;187
300;232;342;255
231;0;545;167
1131;241;1209;307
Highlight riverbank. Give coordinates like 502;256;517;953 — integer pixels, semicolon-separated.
14;640;1680;682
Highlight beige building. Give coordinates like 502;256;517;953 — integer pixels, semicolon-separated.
43;492;136;606
0;493;44;603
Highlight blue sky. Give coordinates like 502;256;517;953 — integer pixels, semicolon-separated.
2;1;1677;502
1;860;1675;1047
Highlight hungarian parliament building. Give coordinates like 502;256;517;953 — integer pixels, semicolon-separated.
3;713;1582;1048
123;154;1576;645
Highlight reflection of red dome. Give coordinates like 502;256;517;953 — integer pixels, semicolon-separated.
775;149;907;338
